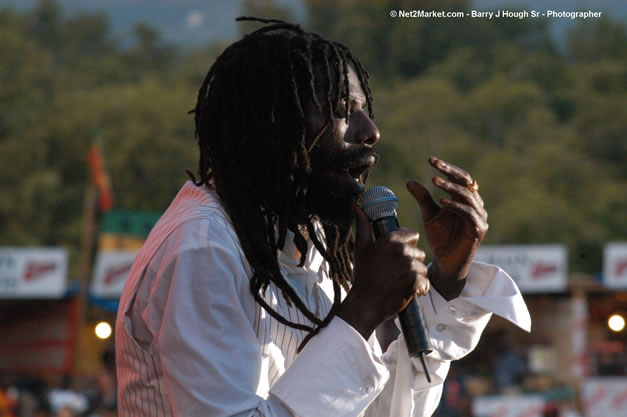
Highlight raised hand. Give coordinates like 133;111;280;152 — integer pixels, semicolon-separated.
406;157;489;300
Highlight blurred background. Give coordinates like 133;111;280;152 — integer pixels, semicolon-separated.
0;0;625;416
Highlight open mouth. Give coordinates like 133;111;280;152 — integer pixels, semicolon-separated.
337;149;379;195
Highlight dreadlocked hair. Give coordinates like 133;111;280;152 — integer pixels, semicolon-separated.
189;16;374;352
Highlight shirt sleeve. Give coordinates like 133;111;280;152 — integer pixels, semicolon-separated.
151;219;291;416
269;318;390;416
364;261;531;417
148;218;391;417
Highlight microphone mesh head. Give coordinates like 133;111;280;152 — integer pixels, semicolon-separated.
361;186;398;221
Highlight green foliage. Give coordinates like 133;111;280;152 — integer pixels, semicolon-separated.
0;0;624;277
0;1;209;278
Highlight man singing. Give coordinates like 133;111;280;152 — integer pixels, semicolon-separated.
115;18;530;416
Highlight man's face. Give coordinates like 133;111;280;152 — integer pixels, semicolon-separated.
306;65;381;227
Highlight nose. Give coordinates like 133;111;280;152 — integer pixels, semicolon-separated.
351;110;380;146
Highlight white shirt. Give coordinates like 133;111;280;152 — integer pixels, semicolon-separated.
115;181;530;417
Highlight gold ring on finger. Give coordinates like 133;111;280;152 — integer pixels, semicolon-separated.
466;180;479;193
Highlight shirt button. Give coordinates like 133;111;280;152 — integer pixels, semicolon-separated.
436;324;446;332
447;306;456;315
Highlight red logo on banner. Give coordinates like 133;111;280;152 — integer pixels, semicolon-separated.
584;386;607;411
104;263;133;285
23;262;57;281
531;263;557;279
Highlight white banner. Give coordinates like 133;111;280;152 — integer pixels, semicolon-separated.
90;250;138;298
474;245;568;293
582;377;627;417
0;248;68;298
603;242;627;289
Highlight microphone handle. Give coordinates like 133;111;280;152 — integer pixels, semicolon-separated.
372;216;433;359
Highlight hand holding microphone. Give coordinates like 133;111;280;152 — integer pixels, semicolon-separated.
337;188;433;383
361;186;433;382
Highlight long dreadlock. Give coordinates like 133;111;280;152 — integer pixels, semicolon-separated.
189;17;374;351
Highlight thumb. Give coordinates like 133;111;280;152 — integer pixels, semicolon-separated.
406;180;440;221
353;203;373;254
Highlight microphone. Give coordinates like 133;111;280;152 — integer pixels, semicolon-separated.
361;186;433;382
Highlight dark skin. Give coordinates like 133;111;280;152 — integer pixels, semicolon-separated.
306;67;489;340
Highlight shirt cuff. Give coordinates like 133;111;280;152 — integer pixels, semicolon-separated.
461;261;531;331
427;261;530;331
418;261;531;361
269;317;389;417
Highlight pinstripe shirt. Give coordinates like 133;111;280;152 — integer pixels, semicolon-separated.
115;181;530;417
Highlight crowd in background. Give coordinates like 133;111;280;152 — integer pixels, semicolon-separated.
3;343;617;417
0;350;116;417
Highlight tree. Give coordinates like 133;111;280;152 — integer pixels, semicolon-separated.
0;0;624;277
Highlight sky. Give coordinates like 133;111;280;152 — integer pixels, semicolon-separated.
0;0;305;46
0;0;624;48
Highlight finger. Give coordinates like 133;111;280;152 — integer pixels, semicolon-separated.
402;263;429;297
387;228;420;247
406;180;440;221
433;176;483;211
353;203;373;254
397;245;426;265
429;156;473;186
440;199;488;234
411;258;428;277
405;246;426;263
414;270;431;296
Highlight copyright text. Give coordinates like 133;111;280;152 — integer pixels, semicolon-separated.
390;9;604;20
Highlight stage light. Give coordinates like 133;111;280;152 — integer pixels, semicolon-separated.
608;314;625;332
95;321;113;339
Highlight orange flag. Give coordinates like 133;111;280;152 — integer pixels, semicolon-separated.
87;137;114;211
